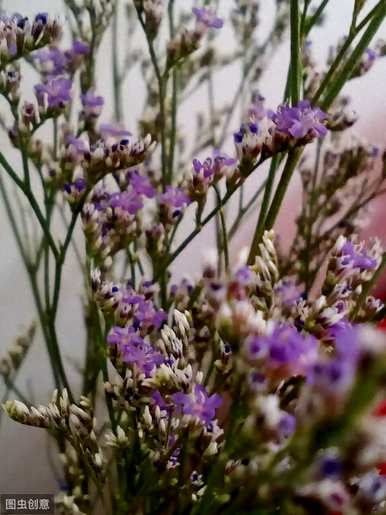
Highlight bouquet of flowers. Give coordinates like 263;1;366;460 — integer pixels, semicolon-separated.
1;1;386;513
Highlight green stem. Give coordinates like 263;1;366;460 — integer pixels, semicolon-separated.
312;0;385;105
321;1;386;110
135;6;168;190
167;0;177;184
305;0;330;35
112;0;123;122
247;155;279;265
0;152;59;258
263;148;303;232
228;180;266;241
213;184;229;273
290;0;301;105
155;187;235;280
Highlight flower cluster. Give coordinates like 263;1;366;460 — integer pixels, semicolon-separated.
234;99;328;171
0;12;61;67
167;7;223;65
34;39;89;78
81;172;155;266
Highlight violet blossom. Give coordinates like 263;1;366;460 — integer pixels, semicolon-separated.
192;7;224;29
270;100;328;139
159;186;191;221
248;324;317;378
172;384;222;426
34;77;72;109
340;240;377;271
107;325;164;377
81;91;104;118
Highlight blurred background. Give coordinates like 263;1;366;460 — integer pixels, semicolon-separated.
0;0;385;494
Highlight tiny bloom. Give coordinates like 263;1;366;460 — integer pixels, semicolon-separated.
109;191;144;215
35;47;67;75
192;7;224;29
100;123;131;139
159;186;190;221
340;240;377;271
71;39;90;56
34;77;72;109
81;91;104;118
172;384;222;425
278;412;296;439
129;170;155;198
270;100;328;139
107;325;164;376
249;324;317;378
249;94;267;121
317;452;342;479
275;279;302;307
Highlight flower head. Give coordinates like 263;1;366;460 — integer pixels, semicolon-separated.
81;91;104;118
34;77;72;109
248;324;317;378
192;7;223;29
159;186;190;222
270;100;328;139
107;325;164;377
172;384;222;425
340;240;377;271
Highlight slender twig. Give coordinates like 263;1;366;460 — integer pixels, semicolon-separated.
112;0;123;122
213;184;229;272
312;0;386;104
321;1;386;110
228;180;267;241
247;155;279;264
135;6;168;189
0;152;59;258
304;0;330;35
290;0;301;105
262;148;303;233
167;0;177;184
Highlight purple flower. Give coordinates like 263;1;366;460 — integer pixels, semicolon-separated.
152;390;172;414
172;384;222;425
119;287;166;330
34;77;72;108
340;240;377;271
278;412;296;439
107;325;164;377
109;191;143;215
129;170;155;198
193;158;214;179
275;279;302;307
134;299;167;330
360;48;379;73
35;47;67;76
235;265;254;286
71;39;90;56
64;177;87;199
318;453;342;479
308;326;360;395
81;91;104;117
122;340;164;376
249;94;267;121
270;100;328;139
100;123;131;139
159;186;190;219
192;7;223;29
249;324;317;377
193;152;236;184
